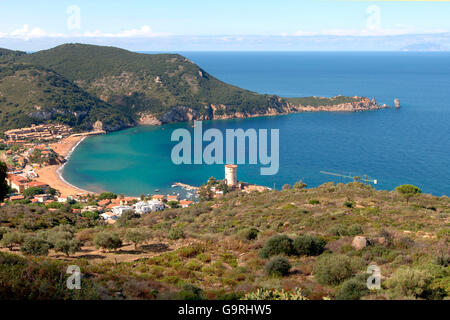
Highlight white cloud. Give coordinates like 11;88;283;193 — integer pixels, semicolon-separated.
0;24;170;40
0;24;65;40
291;27;447;37
82;25;170;38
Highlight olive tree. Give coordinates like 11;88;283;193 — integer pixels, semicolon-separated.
125;228;151;250
94;231;122;252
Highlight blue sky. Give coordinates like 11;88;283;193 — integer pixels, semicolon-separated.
1;0;450;50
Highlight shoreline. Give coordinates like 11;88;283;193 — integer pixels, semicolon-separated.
36;134;96;198
32;106;394;199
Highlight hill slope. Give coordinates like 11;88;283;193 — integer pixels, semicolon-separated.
0;43;385;132
0;182;448;300
0;62;133;131
19;44;381;124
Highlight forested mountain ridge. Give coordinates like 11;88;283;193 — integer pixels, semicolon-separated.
0;43;385;132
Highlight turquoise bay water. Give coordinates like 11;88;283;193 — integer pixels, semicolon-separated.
63;52;450;196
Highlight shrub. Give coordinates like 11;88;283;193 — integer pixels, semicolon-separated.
117;210;139;226
314;254;354;286
348;224;363;236
293;180;307;190
238;228;259;241
20;237;50;256
177;284;204;300
434;252;450;267
0;227;8;241
343;201;354;208
82;211;99;220
264;256;291;277
97;192;117;200
259;235;294;259
167;201;180;209
309;199;320;205
387;267;434;299
242;288;308;300
293;235;326;256
328;224;363;237
23;187;45;198
335;275;369;300
169;228;185;240
178;244;204;258
94;231;122;252
1;232;24;251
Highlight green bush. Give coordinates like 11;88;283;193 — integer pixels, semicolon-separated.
343;201;354;208
314;253;354;286
387;267;434;299
335;275;369;300
259;235;294;259
293;234;326;256
0;227;8;241
97;192;117;200
23;187;45;198
242;288;308;300
177;284;204;300
309;199;320;205
169;228;185;240
94;231;122;252
238;228;259;241
328;224;363;237
20;237;51;256
264;256;291;277
82;211;99;220
1;232;24;250
293;180;307;190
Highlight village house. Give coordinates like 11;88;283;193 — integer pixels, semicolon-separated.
180;200;193;208
6;174;28;193
9;195;25;201
111;205;134;216
98;199;111;207
35;194;51;203
167;195;179;202
4;124;73;143
100;212;118;222
26;181;49;189
152;194;165;202
149;199;165;212
133;201;153;214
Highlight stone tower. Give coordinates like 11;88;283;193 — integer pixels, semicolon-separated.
225;164;238;187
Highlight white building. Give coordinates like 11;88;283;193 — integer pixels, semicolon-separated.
225;164;238;187
111;205;134;216
148;199;165;212
133;201;153;214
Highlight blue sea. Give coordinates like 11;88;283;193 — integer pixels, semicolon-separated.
63;52;450;196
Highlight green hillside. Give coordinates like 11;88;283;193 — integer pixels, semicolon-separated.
0;62;133;131
0;182;448;300
0;43;377;133
19;43;281;118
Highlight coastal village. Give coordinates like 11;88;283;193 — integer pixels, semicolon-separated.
0;123;269;224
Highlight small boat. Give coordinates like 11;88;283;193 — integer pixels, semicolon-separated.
155;189;160;192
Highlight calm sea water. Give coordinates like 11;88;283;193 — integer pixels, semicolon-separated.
63;52;450;196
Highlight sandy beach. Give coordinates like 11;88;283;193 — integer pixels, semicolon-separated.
35;134;95;198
